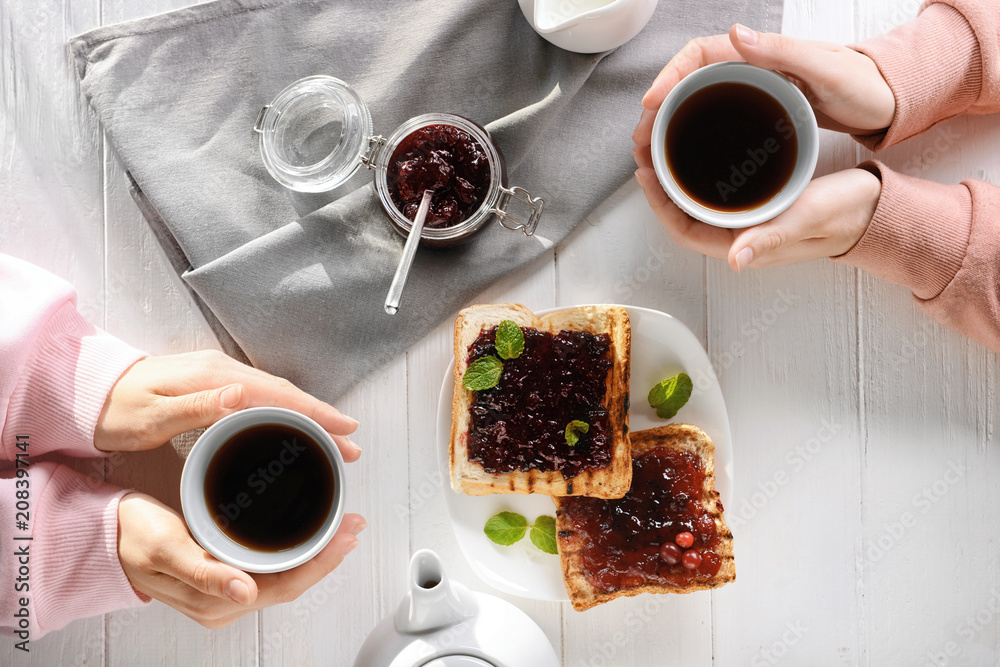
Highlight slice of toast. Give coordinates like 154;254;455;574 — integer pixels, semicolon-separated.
449;303;631;498
555;424;735;611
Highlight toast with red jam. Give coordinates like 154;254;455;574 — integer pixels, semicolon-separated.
554;424;735;611
449;303;631;498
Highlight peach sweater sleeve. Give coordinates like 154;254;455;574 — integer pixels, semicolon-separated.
0;254;149;640
851;0;1000;150
835;0;1000;352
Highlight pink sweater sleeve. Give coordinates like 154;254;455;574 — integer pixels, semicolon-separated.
833;1;1000;351
835;163;1000;352
1;254;146;459
0;464;146;639
851;0;1000;150
0;254;149;639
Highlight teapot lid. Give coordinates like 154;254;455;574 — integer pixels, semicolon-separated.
421;657;495;667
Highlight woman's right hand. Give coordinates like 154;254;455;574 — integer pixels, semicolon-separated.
633;24;897;148
118;493;365;629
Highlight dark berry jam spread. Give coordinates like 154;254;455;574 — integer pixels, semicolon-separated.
386;124;491;228
466;326;613;476
559;448;722;593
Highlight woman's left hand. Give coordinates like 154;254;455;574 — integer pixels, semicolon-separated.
95;350;361;460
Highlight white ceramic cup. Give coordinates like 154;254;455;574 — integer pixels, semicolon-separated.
180;407;346;573
650;62;819;229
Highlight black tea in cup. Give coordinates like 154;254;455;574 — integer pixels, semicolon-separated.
204;424;334;552
666;82;798;212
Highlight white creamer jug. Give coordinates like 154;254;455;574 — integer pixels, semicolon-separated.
518;0;659;53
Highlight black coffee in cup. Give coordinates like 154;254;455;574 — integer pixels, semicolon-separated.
666;82;798;212
204;423;334;552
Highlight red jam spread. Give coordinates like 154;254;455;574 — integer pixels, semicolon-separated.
386;124;491;228
559;448;723;593
466;326;614;476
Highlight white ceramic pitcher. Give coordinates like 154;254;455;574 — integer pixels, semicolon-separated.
353;550;559;667
517;0;659;53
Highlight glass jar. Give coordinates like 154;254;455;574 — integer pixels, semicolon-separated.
254;76;544;246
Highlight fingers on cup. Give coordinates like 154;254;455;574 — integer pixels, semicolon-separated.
166;540;260;606
254;514;366;607
240;372;360;437
729;213;806;270
332;433;362;462
152;384;248;445
729;25;830;89
311;513;365;573
632;108;657;147
643;35;742;110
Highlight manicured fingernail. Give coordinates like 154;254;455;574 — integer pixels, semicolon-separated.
735;247;755;272
345;416;360;428
634;170;644;186
351;521;367;536
225;579;251;605
219;384;243;409
735;24;758;45
344;538;359;555
347;437;362;454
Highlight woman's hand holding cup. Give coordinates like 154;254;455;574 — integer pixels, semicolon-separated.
96;349;361;462
632;24;895;271
118;493;365;629
101;351;366;626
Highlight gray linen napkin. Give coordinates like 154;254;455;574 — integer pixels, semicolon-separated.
70;0;783;402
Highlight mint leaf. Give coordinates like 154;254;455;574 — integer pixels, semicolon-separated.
529;515;558;555
495;320;525;360
648;372;693;420
484;511;528;546
564;420;589;446
462;355;503;391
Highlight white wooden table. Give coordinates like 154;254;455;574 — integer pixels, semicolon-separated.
3;0;999;665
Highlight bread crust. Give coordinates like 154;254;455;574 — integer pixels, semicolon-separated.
449;303;631;498
555;424;735;611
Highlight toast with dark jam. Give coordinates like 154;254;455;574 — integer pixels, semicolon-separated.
449;303;631;498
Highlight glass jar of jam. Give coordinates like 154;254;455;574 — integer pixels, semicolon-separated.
254;76;543;246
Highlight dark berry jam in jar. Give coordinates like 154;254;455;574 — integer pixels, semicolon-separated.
386;124;491;229
255;77;544;247
372;113;541;247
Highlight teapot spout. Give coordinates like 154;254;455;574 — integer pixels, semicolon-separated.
394;550;477;635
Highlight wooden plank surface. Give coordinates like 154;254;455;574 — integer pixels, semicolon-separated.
2;0;999;664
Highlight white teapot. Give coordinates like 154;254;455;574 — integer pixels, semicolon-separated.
353;550;559;667
517;0;660;53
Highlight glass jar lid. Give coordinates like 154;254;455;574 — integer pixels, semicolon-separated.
254;76;372;193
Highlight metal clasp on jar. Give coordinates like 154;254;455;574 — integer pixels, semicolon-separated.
492;186;544;237
253;105;271;133
360;135;387;169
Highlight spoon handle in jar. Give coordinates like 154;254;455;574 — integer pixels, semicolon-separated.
384;189;433;315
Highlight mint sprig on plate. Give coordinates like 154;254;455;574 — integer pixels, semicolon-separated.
528;515;558;554
484;511;558;555
648;372;693;419
483;511;528;546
